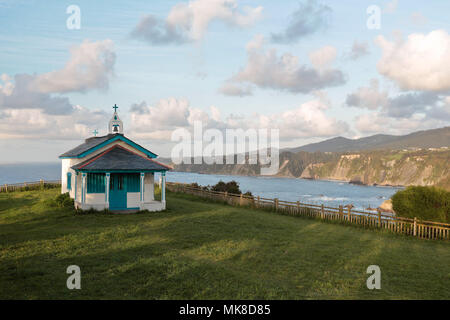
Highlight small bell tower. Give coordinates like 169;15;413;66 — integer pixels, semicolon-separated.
109;104;123;134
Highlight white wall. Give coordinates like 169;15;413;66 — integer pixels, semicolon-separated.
86;193;106;204
127;192;140;208
143;172;154;202
61;158;83;198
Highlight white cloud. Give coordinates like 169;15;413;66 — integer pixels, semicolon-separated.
354;111;448;135
32;40;115;93
0;40;116;116
0;106;108;139
222;35;345;94
0;74;73;115
271;0;331;44
375;30;450;92
309;45;337;69
347;41;369;60
384;0;398;14
219;82;253;96
130;95;349;141
210;105;221;122
130;98;191;131
347;77;450;136
131;0;263;45
267;95;349;139
410;12;427;26
0;40;116;140
385;92;439;118
346;79;388;110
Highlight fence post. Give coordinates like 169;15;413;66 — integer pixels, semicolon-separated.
339;205;343;218
377;208;382;227
257;196;260;208
347;206;351;222
321;204;324;219
240;193;243;206
4;184;7;193
413;217;417;236
274;198;278;211
297;201;300;214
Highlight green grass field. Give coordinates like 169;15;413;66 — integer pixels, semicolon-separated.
0;188;449;299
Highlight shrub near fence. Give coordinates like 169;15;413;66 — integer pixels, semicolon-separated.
166;182;450;241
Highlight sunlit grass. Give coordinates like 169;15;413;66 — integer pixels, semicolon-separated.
0;188;449;299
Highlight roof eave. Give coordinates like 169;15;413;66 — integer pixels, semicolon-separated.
72;168;169;173
60;134;158;159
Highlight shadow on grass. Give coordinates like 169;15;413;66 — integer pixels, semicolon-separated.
0;195;36;213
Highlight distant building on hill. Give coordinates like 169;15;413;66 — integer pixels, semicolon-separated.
59;104;170;212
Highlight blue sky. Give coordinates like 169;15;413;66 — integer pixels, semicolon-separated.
0;0;449;162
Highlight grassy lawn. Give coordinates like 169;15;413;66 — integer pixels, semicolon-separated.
0;188;449;299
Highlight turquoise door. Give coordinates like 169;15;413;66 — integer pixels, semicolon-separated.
109;173;127;210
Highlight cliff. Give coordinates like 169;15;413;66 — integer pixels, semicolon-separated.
299;149;450;189
169;148;450;190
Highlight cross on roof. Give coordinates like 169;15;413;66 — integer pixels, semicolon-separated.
113;104;119;112
93;129;99;137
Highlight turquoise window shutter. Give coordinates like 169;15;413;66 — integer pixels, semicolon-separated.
67;172;72;190
126;173;140;192
87;173;106;193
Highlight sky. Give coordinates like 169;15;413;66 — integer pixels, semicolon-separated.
0;0;449;163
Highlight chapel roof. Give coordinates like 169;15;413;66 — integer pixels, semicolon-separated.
59;133;157;159
71;145;170;172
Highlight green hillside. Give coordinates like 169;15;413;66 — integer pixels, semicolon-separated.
1;189;449;299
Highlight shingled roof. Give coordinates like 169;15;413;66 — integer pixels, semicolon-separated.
71;145;170;172
59;133;157;158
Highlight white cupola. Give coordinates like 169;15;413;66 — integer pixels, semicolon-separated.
109;104;123;134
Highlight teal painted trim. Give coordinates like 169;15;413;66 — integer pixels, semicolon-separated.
59;135;158;159
109;207;139;211
67;172;72;190
74;169;168;173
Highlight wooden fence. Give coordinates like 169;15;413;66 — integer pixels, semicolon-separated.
166;182;450;241
0;180;61;193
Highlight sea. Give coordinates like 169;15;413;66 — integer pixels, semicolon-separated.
0;162;402;210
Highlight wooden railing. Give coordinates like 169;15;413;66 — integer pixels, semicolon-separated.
0;180;61;192
166;182;450;241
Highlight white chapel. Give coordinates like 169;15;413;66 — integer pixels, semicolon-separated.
59;105;170;212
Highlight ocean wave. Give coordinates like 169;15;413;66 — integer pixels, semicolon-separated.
312;196;349;201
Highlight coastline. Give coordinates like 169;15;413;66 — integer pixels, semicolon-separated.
172;170;406;189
